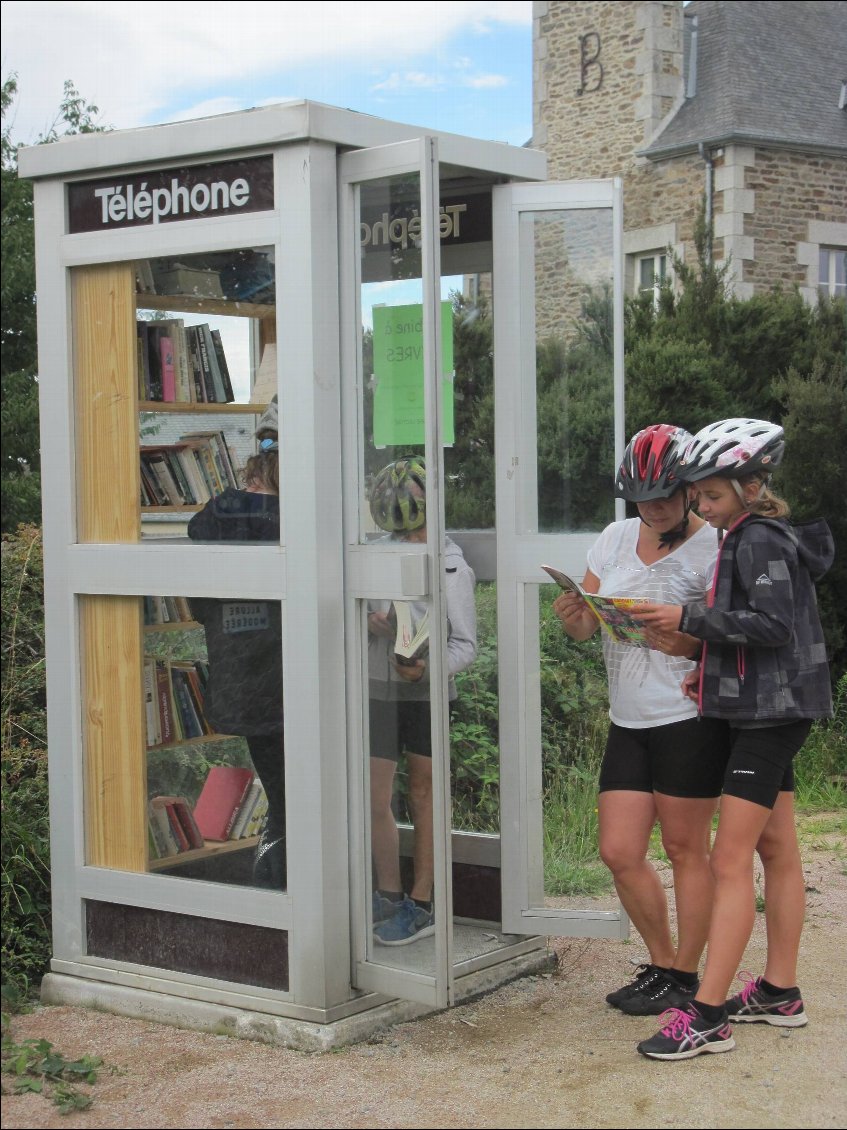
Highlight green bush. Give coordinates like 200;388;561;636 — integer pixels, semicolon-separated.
1;525;51;996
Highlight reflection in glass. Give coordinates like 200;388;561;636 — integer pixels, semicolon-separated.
136;246;276;542
524;209;616;534
144;593;285;891
536;582;613;909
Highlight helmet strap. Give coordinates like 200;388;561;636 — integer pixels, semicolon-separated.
658;515;689;549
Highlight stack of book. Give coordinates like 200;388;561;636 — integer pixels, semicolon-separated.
192;766;266;843
139;430;239;508
143;595;194;627
144;657;213;748
137;319;235;404
148;795;205;859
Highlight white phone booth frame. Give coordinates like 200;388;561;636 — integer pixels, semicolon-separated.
19;101;626;1049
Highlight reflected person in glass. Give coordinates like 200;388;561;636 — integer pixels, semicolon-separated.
553;425;729;1014
367;456;477;945
187;397;286;889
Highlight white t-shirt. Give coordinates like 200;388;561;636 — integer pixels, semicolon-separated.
586;518;719;729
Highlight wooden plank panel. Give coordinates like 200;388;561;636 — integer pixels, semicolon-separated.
73;264;139;542
81;595;147;871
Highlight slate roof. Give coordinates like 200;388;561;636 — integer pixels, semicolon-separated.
644;0;847;158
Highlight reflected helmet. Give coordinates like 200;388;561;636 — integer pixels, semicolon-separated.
369;456;426;532
678;418;784;482
255;395;279;451
615;424;693;502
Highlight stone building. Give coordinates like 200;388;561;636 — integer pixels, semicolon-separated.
532;0;847;302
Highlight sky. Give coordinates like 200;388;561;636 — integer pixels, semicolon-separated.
2;1;533;148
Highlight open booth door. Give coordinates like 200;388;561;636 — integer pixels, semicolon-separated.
340;138;456;1008
493;180;630;941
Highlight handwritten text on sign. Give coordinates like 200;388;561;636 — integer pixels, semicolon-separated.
372;303;454;447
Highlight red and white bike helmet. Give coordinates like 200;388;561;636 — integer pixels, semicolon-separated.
615;424;693;502
678;418;784;483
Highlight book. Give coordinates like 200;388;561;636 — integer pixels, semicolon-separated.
192;766;255;842
147;798;181;856
210;328;235;401
540;564;650;648
152;795;205;850
159;334;176;402
392;600;430;662
229;777;264;840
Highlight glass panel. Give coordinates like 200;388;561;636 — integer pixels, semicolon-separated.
524;209;616;534
144;594;286;891
536;582;615;911
356;173;438;972
135;246;277;542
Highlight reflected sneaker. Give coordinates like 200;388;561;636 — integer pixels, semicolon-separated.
638;1005;735;1060
726;972;808;1027
619;970;698;1016
606;964;668;1008
372;890;404;925
373;896;435;946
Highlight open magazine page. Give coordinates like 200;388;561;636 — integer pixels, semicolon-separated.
541;564;650;648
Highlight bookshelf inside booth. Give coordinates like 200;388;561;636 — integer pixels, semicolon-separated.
142;595;283;887
135;246;277;539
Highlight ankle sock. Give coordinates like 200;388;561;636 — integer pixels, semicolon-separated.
669;968;698;987
379;889;403;903
691;999;726;1023
760;978;796;996
413;898;432;913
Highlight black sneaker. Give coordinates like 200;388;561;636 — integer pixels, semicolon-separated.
726;972;808;1027
619;970;698;1016
638;1005;735;1060
606;964;667;1009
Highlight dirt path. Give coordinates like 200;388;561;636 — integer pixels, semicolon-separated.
3;823;845;1130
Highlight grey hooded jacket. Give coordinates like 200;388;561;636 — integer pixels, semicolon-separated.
679;515;833;723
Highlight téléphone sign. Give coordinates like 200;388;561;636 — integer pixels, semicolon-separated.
68;157;493;268
67;157;276;233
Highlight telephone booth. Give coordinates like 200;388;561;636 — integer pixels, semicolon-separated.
20;101;627;1048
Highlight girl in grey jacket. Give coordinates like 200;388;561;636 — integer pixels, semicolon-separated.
635;419;833;1061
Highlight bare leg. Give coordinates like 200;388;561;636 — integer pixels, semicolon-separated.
406;752;434;902
696;794;776;1006
370;757;401;893
599;791;675;969
654;793;718;972
758;791;805;988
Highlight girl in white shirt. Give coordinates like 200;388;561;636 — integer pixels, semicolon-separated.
554;425;728;1015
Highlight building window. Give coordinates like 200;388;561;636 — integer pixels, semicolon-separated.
819;248;846;300
636;253;667;305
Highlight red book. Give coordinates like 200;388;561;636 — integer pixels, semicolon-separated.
159;335;176;401
192;766;254;842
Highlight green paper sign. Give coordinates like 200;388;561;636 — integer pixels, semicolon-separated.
372;302;454;446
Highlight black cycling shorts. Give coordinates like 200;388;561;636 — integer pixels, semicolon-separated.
722;720;811;809
369;699;433;762
599;716;731;798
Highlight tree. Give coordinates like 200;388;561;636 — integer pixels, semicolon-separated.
1;76;103;532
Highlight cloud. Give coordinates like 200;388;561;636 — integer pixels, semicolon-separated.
371;71;443;93
463;74;509;89
3;1;531;142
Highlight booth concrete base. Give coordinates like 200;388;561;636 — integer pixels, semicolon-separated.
40;946;554;1052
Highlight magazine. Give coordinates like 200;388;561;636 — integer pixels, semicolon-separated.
541;564;650;648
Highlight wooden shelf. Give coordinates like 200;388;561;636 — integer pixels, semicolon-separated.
136;293;274;319
141;503;203;513
143;620;201;633
148;835;259;872
147;733;235;753
138;400;266;414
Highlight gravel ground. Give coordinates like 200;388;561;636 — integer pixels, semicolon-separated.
3;820;845;1130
